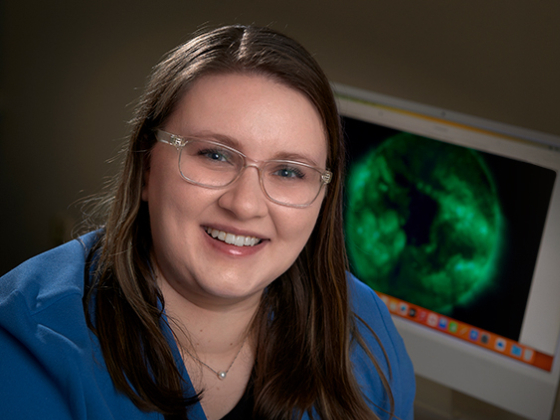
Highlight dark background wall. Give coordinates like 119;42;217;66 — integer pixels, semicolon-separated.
2;1;559;275
1;2;559;417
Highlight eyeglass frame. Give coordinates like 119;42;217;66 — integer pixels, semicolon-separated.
154;129;333;208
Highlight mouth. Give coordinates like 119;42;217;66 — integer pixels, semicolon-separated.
205;227;263;247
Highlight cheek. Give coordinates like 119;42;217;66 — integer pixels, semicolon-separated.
143;152;189;210
278;206;322;248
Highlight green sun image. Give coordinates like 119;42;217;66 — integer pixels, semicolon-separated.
345;132;504;314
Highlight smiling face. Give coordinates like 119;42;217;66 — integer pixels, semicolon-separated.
142;73;328;309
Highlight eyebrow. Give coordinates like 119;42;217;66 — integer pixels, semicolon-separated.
188;131;243;150
186;130;322;168
271;152;321;168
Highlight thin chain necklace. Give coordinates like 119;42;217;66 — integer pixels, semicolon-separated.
198;336;248;380
150;267;249;381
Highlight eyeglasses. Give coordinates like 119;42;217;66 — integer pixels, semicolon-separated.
155;130;332;208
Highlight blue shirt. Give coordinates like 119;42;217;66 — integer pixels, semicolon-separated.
0;232;415;419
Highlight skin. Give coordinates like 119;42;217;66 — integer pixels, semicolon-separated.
141;72;328;419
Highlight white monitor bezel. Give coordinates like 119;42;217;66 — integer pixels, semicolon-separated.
335;83;560;420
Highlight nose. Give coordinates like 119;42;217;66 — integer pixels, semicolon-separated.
217;165;269;220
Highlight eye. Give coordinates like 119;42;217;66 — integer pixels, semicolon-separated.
198;148;232;163
272;165;306;180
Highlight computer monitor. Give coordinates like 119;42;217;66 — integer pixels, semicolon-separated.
335;83;560;420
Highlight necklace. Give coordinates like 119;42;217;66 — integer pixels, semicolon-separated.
150;268;248;381
198;336;248;380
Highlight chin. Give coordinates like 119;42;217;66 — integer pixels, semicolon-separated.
200;280;264;302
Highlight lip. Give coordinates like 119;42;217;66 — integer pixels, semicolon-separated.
201;225;268;257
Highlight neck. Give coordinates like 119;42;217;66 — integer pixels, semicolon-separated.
158;275;260;357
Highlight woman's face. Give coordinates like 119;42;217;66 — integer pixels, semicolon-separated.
142;73;328;308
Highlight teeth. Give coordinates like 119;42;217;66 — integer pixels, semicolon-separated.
205;227;261;247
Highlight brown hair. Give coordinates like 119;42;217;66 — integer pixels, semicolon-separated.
84;25;393;419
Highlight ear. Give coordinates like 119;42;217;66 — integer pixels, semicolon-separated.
141;163;151;202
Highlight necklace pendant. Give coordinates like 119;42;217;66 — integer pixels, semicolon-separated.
218;371;227;380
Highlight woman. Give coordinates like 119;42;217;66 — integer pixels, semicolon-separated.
0;25;414;419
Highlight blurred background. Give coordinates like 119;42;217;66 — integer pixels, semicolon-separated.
1;1;559;418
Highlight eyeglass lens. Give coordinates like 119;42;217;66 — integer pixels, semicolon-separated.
178;139;324;206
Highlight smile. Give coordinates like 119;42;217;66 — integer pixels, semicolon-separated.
205;227;262;247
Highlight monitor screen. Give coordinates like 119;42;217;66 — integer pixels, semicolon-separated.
336;84;560;420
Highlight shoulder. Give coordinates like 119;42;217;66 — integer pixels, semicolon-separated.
0;231;101;314
347;273;416;420
0;231;152;419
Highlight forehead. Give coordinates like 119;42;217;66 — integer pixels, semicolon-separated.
164;73;328;166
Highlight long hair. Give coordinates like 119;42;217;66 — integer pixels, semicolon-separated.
84;25;393;419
